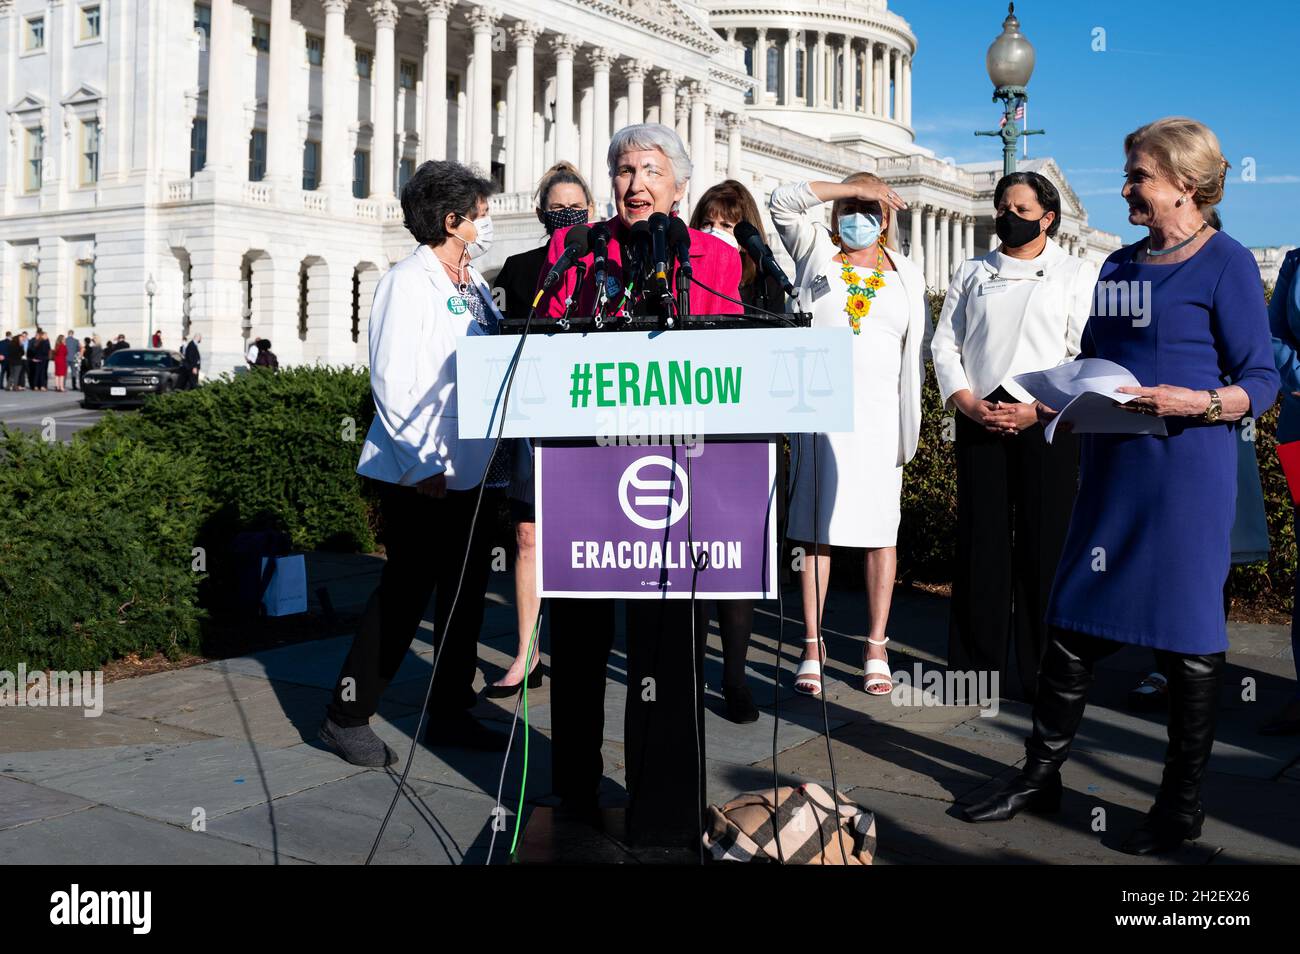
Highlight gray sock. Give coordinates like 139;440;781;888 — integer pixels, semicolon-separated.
319;717;398;768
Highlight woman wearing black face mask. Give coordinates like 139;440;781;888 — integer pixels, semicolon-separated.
929;171;1099;703
486;162;596;699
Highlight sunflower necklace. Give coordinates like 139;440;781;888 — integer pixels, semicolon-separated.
839;243;887;334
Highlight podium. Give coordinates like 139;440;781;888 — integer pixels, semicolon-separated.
459;316;854;848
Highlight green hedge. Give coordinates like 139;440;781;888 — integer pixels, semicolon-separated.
85;365;377;554
0;427;207;671
0;365;377;671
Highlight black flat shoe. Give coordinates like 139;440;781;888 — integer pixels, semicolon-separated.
723;684;760;724
960;772;1062;823
483;662;543;699
1118;808;1204;856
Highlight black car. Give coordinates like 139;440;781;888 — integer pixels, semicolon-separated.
81;349;188;408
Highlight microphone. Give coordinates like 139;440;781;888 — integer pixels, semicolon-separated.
734;221;795;298
667;217;692;278
590;221;612;289
647;212;671;292
539;224;592;293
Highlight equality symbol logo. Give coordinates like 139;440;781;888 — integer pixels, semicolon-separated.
617;455;690;530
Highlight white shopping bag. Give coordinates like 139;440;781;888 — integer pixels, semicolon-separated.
260;554;308;617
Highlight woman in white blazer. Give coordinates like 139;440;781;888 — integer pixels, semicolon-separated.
769;174;927;698
319;160;512;768
929;171;1099;703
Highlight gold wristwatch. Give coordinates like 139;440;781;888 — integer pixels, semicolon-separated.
1203;388;1222;423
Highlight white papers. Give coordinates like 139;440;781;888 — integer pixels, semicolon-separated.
1013;358;1168;443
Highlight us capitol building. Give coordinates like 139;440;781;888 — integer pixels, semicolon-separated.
0;0;1125;374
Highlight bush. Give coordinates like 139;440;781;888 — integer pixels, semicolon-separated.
0;427;207;672
84;365;377;555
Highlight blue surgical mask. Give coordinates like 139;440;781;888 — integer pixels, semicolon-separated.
838;212;882;250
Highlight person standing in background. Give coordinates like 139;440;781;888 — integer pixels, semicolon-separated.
930;171;1098;703
28;330;51;391
52;334;68;392
66;330;81;391
182;333;202;389
486;161;596;700
1263;243;1300;735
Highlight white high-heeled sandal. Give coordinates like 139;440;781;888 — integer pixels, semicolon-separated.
863;636;893;695
794;636;826;697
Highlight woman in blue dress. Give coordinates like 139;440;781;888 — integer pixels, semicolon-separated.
962;118;1280;855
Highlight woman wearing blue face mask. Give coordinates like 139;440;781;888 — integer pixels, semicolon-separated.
769;173;926;698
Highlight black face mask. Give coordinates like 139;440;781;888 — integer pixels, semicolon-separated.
541;207;589;234
995;209;1046;248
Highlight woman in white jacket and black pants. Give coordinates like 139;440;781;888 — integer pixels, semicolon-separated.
769;174;927;698
318;160;511;766
929;171;1099;703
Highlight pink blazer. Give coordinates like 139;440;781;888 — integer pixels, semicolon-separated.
540;215;743;319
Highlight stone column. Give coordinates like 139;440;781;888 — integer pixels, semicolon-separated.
420;0;455;162
590;48;613;204
510;20;540;193
724;112;744;179
754;28;767;104
688;82;707;211
264;0;296;188
892;49;903;121
862;39;874;116
467;6;498;175
578;83;593;182
964;217;975;265
369;1;398;197
909;205;923;273
903;54;912;127
843;35;856;113
623;59;648;125
936;210;950;288
552;35;578;165
783;30;796;106
702;103;717;189
204;0;236;172
656;70;677;130
675;86;690;142
319;0;350;198
950;213;964;276
813;32;825;108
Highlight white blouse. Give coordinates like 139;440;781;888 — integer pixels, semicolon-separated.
356;244;502;490
929;238;1099;409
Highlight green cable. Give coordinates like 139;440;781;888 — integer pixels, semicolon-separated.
508;611;541;857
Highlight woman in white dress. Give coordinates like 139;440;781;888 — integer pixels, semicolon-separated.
769;174;928;697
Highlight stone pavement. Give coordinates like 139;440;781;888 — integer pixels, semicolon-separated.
2;552;1298;865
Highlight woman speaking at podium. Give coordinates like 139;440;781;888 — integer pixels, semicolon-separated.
538;123;742;826
769;174;927;699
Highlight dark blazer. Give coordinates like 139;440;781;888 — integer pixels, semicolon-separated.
183;340;200;369
492;243;550;323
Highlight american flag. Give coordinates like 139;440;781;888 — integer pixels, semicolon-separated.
998;100;1026;128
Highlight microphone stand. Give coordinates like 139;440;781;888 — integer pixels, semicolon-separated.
561;261;587;329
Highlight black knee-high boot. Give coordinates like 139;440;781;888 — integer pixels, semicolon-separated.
962;628;1118;823
1119;651;1223;855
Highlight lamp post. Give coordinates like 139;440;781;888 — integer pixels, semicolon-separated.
975;3;1044;178
145;274;156;348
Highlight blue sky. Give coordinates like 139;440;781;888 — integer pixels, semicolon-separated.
898;0;1299;246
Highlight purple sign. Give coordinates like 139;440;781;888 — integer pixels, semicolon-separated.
536;441;777;599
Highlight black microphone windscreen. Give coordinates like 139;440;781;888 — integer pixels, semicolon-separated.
733;221;765;258
667;216;691;250
647;212;669;234
590;221;611;244
629;220;651;245
564;224;592;253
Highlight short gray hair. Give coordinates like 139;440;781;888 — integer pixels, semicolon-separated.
606;123;692;186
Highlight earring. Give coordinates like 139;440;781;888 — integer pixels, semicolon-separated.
1175;196;1184;207
831;232;842;247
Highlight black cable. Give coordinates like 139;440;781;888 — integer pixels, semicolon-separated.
366;299;539;865
685;447;707;865
770;434;799;865
485;601;544;864
685;275;799;326
809;434;849;865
